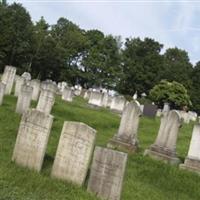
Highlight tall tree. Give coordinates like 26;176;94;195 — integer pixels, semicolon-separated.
118;37;164;96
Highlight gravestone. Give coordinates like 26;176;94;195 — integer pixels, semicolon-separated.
41;81;57;93
36;89;55;115
108;101;142;152
83;90;91;100
30;79;41;101
88;91;103;107
0;82;6;105
144;110;182;164
14;76;25;97
62;87;73;102
87;147;127;200
188;111;197;122
101;93;109;107
180;124;200;173
51;122;96;185
179;111;190;124
1;65;16;94
162;102;170;112
16;84;33;114
143;104;158;118
107;96;113;108
12;109;53;172
156;109;162;117
21;72;31;82
110;96;126;113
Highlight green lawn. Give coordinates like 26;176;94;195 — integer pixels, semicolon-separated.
0;95;200;200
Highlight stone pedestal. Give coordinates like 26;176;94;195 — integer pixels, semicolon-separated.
1;65;16;94
16;84;33;114
108;101;142;152
144;110;182;165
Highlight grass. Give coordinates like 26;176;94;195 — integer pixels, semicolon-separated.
0;94;200;200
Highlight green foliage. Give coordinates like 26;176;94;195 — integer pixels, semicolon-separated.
1;95;200;200
149;80;191;109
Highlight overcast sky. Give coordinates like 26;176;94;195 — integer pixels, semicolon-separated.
8;0;200;64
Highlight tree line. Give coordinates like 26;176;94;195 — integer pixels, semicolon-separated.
0;2;200;113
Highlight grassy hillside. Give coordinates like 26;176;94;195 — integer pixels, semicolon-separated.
0;95;200;200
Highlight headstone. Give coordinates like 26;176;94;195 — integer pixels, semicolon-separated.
107;95;113;108
21;72;31;82
0;82;6;105
41;81;57;93
143;104;158;118
1;65;16;94
87;147;127;200
144;110;182;164
140;104;144;113
83;90;91;100
110;96;126;113
108;101;142;152
36;89;55;115
188;111;197;122
30;79;41;101
178;111;190;124
16;84;33;114
14;76;25;97
180;124;200;173
156;109;162;117
12;109;53;172
62;87;73;102
101;93;109;107
51;122;96;185
162;102;170;112
88;91;103;107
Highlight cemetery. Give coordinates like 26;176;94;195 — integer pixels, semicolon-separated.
1;1;200;200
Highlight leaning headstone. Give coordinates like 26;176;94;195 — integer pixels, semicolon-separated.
36;89;55;115
144;110;182;164
88;91;103;107
0;82;6;105
110;96;126;113
16;84;33;114
87;147;127;200
21;72;31;82
108;101;142;152
62;87;73;102
51;122;96;185
180;124;200;173
30;79;41;101
1;65;16;94
143;104;158;118
12;109;53;172
14;76;25;97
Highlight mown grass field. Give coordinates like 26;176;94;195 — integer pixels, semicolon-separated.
0;94;200;200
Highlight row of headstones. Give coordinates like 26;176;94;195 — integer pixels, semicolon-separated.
12;108;127;200
107;100;200;174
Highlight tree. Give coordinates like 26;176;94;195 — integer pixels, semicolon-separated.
190;61;200;113
118;37;164;96
162;47;193;90
149;80;191;109
0;3;33;73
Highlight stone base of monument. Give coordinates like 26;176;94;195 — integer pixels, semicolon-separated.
107;137;138;153
180;158;200;174
144;145;181;165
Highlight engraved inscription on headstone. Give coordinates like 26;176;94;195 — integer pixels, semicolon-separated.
87;147;127;200
51;122;96;185
12;109;53;172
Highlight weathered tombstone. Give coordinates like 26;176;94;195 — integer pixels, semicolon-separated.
16;84;33;114
188;111;197;122
180;124;200;173
140;104;144;113
1;65;16;94
179;111;190;124
110;96;126;113
51;122;96;185
41;81;57;93
108;101;142;152
36;89;55;115
162;102;170;112
101;93;109;107
62;87;73;102
88;91;103;107
30;79;41;101
143;104;158;118
144;110;182;164
107;95;113;108
21;72;31;82
0;82;6;105
83;90;91;100
156;109;162;117
12;109;53;172
87;147;127;200
14;76;25;97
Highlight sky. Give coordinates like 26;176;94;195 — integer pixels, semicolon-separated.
7;0;200;64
